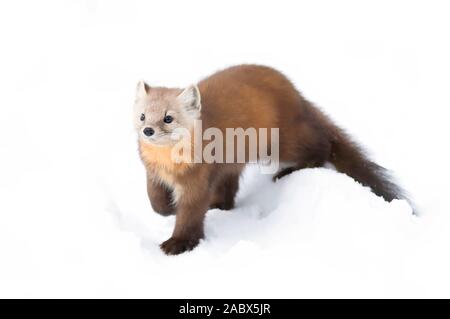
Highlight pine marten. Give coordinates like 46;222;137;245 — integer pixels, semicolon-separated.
133;64;408;255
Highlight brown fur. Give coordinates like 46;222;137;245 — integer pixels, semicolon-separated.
138;64;408;255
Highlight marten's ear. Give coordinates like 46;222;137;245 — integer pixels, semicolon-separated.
178;84;201;116
136;80;150;99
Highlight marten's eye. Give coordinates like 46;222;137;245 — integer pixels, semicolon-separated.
140;113;145;121
163;115;173;124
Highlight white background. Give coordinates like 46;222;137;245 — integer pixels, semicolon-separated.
0;0;449;298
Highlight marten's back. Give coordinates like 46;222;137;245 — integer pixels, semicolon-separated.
197;65;307;133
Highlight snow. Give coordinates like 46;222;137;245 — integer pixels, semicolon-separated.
1;0;450;298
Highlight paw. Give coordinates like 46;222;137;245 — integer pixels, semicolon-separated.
272;167;296;182
210;201;235;211
151;204;176;216
272;172;285;182
160;236;201;255
153;208;176;216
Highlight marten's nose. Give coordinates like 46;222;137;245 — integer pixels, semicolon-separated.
143;127;155;136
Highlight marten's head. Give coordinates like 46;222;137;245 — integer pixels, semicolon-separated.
133;81;201;146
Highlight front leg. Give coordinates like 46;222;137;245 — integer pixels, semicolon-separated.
160;181;210;255
147;175;175;216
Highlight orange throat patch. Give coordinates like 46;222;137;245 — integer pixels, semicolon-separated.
139;140;193;177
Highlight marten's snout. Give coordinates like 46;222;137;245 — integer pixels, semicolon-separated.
143;127;155;137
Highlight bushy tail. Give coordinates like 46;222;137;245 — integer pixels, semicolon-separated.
328;128;406;203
